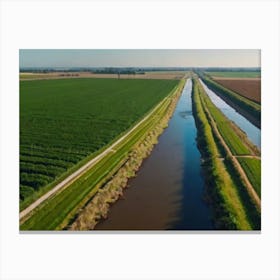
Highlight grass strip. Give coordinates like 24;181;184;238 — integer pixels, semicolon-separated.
205;71;261;78
237;157;261;197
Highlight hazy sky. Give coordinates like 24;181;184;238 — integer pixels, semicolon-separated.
19;49;260;68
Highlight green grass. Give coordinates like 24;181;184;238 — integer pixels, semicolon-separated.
192;79;253;230
205;71;261;78
20;80;184;230
237;158;261;197
20;78;178;207
198;89;251;155
196;80;261;203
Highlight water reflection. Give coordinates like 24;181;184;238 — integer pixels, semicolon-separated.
96;79;213;230
199;79;261;148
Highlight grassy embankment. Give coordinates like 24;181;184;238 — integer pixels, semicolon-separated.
192;78;260;230
199;74;261;128
70;82;184;230
20;79;185;230
20;78;178;210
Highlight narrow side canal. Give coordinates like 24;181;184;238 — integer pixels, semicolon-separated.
199;79;261;149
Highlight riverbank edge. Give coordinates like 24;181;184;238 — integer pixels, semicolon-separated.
199;74;261;129
192;78;259;230
69;79;186;230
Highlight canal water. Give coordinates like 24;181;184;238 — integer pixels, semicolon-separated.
95;79;214;230
199;79;261;149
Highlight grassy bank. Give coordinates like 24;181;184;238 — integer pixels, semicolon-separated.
192;78;260;230
20;79;185;230
69;88;181;230
199;74;261;128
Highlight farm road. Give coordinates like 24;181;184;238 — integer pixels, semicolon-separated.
19;85;179;220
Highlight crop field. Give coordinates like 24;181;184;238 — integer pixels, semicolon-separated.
237;157;261;197
20;80;184;230
20;78;178;209
205;71;261;78
213;78;261;104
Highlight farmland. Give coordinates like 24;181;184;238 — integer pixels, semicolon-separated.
205;71;261;78
20;71;187;81
212;78;261;104
19;68;261;231
192;78;260;229
237;157;261;197
199;73;261;128
20;78;178;210
20;79;184;230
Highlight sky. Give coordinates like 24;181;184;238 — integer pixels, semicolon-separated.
19;49;260;68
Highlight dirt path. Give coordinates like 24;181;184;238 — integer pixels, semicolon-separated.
19;84;181;220
201;95;261;210
235;155;261;159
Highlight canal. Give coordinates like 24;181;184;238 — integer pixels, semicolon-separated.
95;79;214;230
199;78;261;149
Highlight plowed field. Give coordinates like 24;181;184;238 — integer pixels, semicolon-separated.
213;78;261;104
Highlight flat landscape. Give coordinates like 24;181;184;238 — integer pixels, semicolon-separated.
19;50;261;231
206;71;261;103
20;71;186;81
20;78;178;210
201;72;261;128
205;71;261;78
212;78;261;104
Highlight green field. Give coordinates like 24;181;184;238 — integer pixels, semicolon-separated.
20;78;178;209
20;80;183;230
237;157;261;197
205;71;261;78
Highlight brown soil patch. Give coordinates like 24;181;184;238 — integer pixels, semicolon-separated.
213;78;261;103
